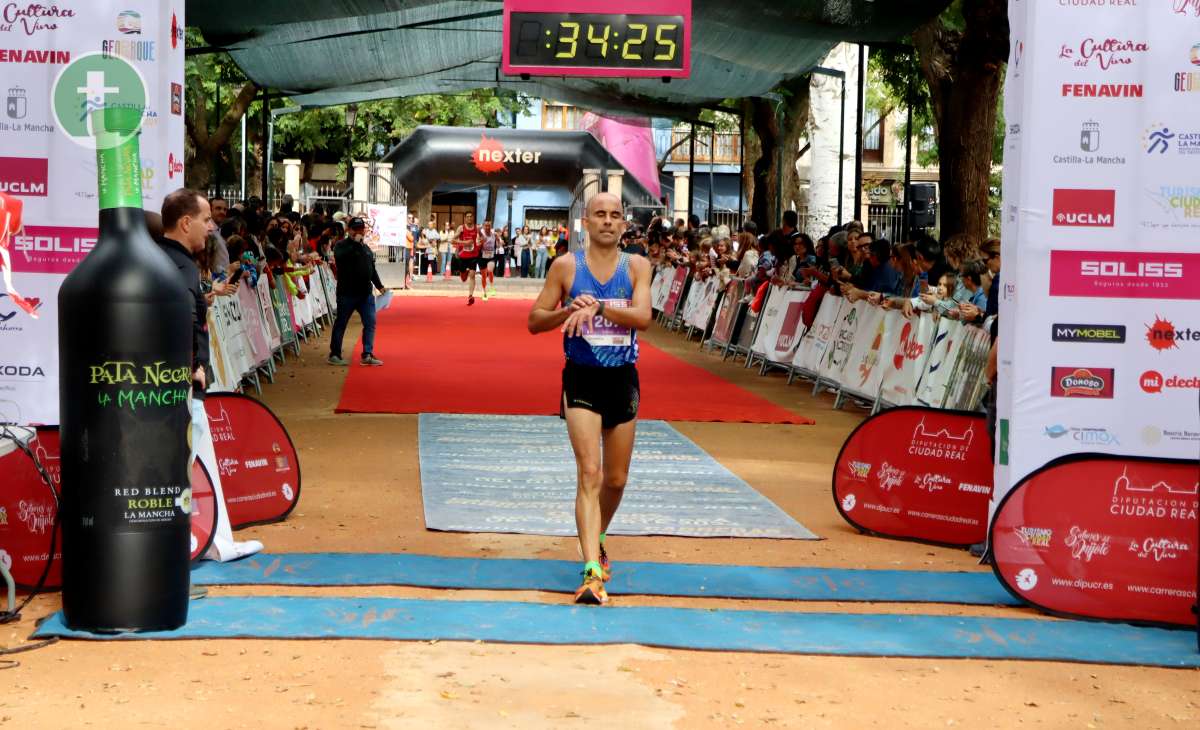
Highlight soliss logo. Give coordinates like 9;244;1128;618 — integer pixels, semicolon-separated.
1080;261;1184;278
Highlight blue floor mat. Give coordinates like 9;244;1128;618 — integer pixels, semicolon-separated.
418;413;817;539
191;552;1020;606
34;596;1200;668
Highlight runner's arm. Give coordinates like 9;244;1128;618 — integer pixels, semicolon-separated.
593;255;652;331
527;256;573;334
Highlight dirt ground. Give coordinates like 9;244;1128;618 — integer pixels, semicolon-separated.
2;291;1197;729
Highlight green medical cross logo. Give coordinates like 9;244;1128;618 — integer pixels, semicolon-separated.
52;52;148;149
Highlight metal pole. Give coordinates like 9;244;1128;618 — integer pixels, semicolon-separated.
687;122;695;223
775;104;783;230
214;80;221;193
260;89;269;205
240;113;247;202
837;74;846;225
854;44;866;225
902;66;914;243
737;108;745;226
708;125;715;226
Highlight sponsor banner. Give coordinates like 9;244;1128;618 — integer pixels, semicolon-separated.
662;266;689;318
839;304;897;398
878;313;936;406
0;427;61;588
684;277;722;331
649;266;673;311
1049;250;1198;300
362;203;408;249
833;407;993;547
817;299;865;385
708;278;744;345
991;455;1197;627
204;394;301;529
791;294;846;374
1050;366;1115;399
1;0;186;425
750;286;810;365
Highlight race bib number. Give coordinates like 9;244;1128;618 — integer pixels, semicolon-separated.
584;299;633;347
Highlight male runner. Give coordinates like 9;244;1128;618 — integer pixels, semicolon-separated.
528;192;652;605
452;212;483;305
480;220;499;301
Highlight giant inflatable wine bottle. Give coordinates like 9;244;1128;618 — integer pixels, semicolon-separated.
58;105;193;632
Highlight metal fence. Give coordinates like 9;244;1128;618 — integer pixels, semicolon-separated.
867;204;904;243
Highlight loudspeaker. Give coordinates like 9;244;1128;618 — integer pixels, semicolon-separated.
907;183;938;230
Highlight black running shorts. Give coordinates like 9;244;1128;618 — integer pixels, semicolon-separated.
453;255;482;275
560;361;640;430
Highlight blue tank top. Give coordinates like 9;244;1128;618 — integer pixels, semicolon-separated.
563;250;638;367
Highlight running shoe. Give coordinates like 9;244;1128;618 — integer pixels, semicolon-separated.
481;289;490;302
576;542;612;582
327;354;350;366
487;285;497;297
573;571;609;605
467;296;475;306
360;354;384;366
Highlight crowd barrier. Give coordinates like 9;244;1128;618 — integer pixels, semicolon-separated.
649;265;993;415
208;264;339;395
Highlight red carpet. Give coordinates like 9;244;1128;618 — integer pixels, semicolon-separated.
335;297;814;424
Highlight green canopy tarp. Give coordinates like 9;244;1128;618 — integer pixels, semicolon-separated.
189;0;944;114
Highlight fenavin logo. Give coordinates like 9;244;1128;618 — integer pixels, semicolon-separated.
1052;323;1126;343
1053;188;1115;227
50;52;147;150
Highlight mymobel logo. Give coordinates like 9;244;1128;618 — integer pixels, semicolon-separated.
1052;188;1115;226
470;133;542;174
1052;323;1126;343
51;52;147;149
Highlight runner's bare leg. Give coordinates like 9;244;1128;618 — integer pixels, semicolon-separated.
565;404;604;565
599;419;636;534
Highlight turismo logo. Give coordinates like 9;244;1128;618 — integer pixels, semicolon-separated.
1145;316;1198;352
0;156;47;197
848;460;870;479
1044;424;1120;447
1;3;77;37
1050;367;1114;398
1145;184;1200;229
471;133;542;174
1051;323;1125;343
1058;38;1149;70
1014;526;1052;550
1139;370;1200;393
1049;250;1197;300
1052;188;1114;226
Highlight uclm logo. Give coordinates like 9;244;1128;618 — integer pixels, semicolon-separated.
1049;250;1199;300
1052;188;1114;226
0;156;47;196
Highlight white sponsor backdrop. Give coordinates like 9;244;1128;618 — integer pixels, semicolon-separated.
996;2;1200;509
0;1;186;426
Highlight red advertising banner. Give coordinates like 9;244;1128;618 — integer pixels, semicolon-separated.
991;455;1198;627
204;393;301;529
833;406;993;546
0;428;216;589
0;429;60;589
710;280;742;344
663;267;689;317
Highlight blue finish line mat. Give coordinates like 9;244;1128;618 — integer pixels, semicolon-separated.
191;552;1020;606
418;413;817;539
34;596;1200;668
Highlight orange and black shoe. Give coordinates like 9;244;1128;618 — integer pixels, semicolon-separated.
573;570;609;605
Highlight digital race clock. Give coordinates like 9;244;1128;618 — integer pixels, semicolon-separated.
501;0;692;79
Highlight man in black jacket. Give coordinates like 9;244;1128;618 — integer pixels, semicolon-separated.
328;217;387;366
158;189;215;395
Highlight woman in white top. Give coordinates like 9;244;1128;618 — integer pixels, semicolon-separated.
440;224;454;273
735;231;760;278
515;225;532;277
533;226;551;278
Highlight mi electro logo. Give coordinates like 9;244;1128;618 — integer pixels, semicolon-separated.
1052;323;1126;343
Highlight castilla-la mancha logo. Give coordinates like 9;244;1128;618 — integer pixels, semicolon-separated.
470;134;543;174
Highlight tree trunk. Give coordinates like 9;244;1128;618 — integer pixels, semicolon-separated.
913;0;1009;242
749;77;811;233
185;80;259;192
485;184;499;223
